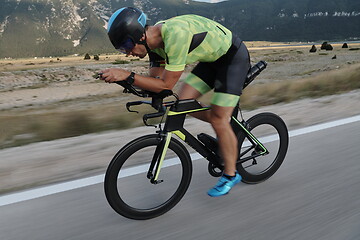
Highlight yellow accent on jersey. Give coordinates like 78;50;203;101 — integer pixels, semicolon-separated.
184;73;212;94
211;92;240;107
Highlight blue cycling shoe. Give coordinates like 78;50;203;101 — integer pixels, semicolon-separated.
207;172;242;197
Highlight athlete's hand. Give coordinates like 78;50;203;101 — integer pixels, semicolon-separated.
100;68;130;83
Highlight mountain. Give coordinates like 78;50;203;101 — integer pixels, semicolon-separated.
0;0;359;58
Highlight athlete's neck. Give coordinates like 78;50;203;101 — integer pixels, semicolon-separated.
145;25;164;50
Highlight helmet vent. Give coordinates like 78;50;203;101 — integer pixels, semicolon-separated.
138;13;147;28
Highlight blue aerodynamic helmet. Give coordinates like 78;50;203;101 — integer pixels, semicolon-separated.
107;7;147;52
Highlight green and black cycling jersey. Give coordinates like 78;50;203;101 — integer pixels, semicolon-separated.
149;14;250;107
149;14;232;71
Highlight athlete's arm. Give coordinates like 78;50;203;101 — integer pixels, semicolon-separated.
136;69;182;92
148;51;166;78
149;67;164;79
101;68;182;93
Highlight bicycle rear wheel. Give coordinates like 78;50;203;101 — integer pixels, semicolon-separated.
236;113;289;184
104;134;192;220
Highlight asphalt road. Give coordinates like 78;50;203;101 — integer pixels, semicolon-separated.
1;120;360;240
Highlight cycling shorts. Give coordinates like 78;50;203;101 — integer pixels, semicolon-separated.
184;36;250;107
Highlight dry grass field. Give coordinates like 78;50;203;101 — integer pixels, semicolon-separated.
1;42;360;149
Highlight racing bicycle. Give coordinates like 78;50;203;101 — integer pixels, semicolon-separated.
103;61;289;220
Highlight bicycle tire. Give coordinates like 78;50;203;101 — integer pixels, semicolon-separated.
236;112;288;184
104;134;192;220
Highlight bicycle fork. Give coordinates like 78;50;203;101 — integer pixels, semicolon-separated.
147;132;172;184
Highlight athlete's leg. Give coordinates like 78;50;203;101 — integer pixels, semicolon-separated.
209;104;238;175
179;84;238;175
177;82;202;99
207;38;249;196
178;72;213;122
206;102;242;197
208;39;249;176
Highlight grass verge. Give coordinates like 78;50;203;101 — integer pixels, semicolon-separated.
240;63;360;109
1;63;360;149
0;104;149;149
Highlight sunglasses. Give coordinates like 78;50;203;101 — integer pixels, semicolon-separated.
116;38;135;54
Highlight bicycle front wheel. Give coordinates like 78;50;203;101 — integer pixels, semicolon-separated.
104;134;192;220
236;112;289;184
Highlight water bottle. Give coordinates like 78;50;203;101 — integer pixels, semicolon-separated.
243;60;267;89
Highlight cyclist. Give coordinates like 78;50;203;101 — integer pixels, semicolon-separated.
100;7;251;197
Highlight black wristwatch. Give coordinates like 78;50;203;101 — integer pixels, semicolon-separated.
126;72;135;85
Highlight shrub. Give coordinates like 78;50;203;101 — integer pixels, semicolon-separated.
84;53;91;60
320;42;328;50
309;45;317;53
325;44;333;51
320;42;333;51
112;59;130;64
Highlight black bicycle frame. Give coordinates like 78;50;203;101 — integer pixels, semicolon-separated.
146;99;269;183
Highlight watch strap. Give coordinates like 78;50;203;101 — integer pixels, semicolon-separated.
126;72;135;85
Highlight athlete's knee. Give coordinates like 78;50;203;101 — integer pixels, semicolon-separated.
178;83;202;100
209;112;231;132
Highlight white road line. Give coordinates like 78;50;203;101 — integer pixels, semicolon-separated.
1;115;359;207
289;115;360;137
